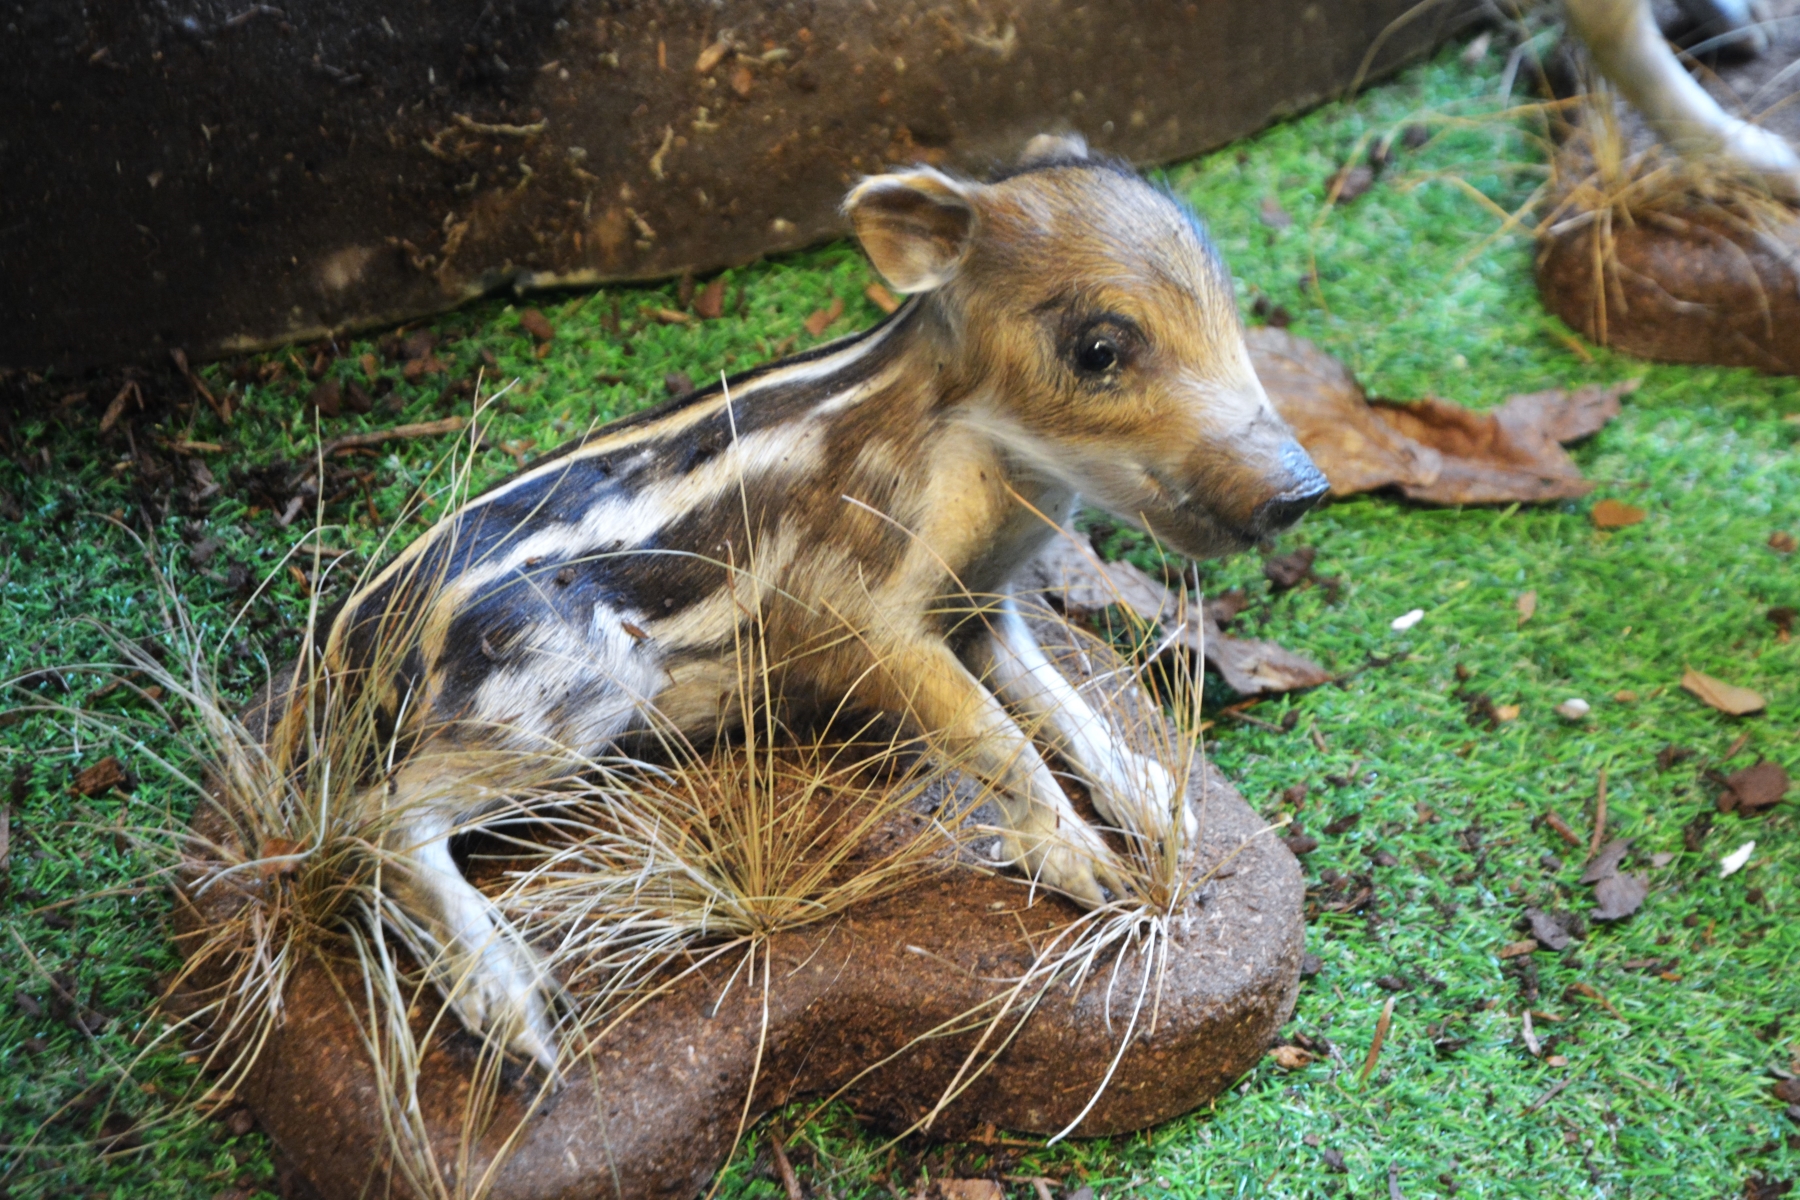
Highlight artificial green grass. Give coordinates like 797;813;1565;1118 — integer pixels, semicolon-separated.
2;34;1796;1200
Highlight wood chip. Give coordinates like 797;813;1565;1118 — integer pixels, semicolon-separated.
803;295;844;336
72;757;126;797
693;277;726;320
1680;668;1766;716
1270;1044;1316;1069
694;38;731;73
1590;498;1646;528
864;282;900;314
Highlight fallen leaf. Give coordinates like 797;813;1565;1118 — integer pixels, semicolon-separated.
1774;1079;1800;1105
1649;851;1674;868
1321;1147;1349;1173
863;282;900;314
1580;837;1635;884
1770;531;1797;554
1494;703;1521;722
1770;607;1796;638
1516;590;1537;624
1590;498;1646;528
1259;195;1293;228
1271;1044;1316;1069
1681;668;1766;716
1248;328;1629;505
1525;909;1575;950
803;296;844;337
518;308;555;342
1021;536;1330;696
1283;833;1320;856
645;307;692;325
1499;939;1538;959
664;371;695;397
72;756;126;797
1615;689;1639;703
1591;872;1648;920
693;278;726;320
1721;840;1755;876
1721;762;1789;814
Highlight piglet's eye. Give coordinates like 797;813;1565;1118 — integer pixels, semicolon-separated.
1074;335;1119;375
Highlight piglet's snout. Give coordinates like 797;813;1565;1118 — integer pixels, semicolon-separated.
1249;440;1330;538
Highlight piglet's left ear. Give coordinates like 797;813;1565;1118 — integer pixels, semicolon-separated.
843;168;976;293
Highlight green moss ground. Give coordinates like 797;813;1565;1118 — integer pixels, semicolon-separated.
1;37;1796;1200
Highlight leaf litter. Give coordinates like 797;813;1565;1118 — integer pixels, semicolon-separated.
1247;328;1630;505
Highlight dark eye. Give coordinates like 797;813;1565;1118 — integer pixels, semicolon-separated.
1074;335;1119;375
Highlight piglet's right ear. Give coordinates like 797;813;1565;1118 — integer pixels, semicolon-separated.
843;168;975;293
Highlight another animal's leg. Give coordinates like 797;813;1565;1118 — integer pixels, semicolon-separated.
1564;0;1800;198
973;592;1194;846
377;762;559;1073
872;636;1124;905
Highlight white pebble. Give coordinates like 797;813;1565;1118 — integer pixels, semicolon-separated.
1720;840;1755;877
1390;608;1425;631
1554;698;1591;720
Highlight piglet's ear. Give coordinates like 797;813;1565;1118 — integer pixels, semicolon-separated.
1018;132;1089;165
843;168;975;293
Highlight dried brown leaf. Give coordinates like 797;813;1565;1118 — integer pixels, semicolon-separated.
1259;195;1293;229
1247;328;1627;505
1681;668;1767;716
1580;837;1635;884
1516;590;1537;624
518;308;555;342
1591;872;1649;921
1722;762;1790;814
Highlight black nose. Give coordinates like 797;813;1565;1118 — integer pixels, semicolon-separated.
1251;451;1330;537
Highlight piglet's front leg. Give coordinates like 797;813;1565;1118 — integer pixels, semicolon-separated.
975;593;1196;849
872;636;1126;905
380;797;561;1075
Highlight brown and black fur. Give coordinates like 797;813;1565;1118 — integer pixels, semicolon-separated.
311;134;1329;1069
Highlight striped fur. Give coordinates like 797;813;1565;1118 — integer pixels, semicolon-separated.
320;134;1328;1070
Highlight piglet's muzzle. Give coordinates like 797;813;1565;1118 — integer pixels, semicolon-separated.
1248;440;1331;539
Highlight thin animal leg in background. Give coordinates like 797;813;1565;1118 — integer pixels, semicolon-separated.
1563;0;1800;197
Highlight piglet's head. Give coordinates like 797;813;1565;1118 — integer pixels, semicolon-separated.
844;135;1328;559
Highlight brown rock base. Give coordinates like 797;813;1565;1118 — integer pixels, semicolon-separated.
179;760;1298;1199
1536;208;1800;376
